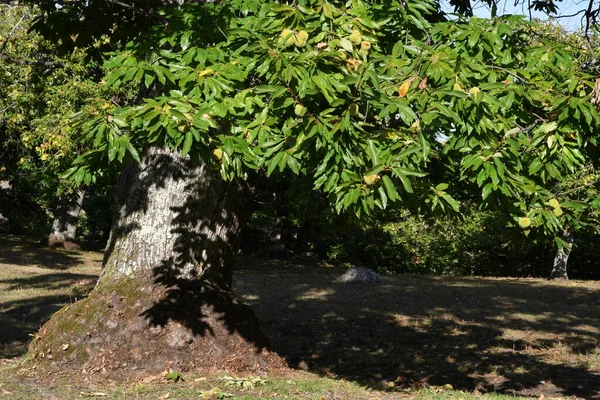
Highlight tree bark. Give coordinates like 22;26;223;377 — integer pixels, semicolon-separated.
0;180;11;233
29;147;283;379
47;188;85;250
550;228;574;281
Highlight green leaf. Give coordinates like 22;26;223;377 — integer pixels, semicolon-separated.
382;175;398;201
182;131;193;157
366;140;379;165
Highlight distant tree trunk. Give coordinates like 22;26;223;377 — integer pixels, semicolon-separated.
274;193;294;250
30;147;282;379
0;180;11;233
550;228;574;281
47;188;85;250
49;189;85;246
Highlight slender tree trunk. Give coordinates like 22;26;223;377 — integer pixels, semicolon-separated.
274;193;294;250
29;147;282;379
0;180;11;233
47;188;85;250
550;228;574;281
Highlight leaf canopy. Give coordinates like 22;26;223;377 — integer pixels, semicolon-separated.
57;0;600;234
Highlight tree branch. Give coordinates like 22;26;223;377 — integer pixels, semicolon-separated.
0;51;65;68
486;65;526;83
0;7;30;52
102;0;163;18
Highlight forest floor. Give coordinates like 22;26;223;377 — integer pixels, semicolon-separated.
1;234;599;399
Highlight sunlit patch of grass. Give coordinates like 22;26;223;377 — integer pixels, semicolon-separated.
296;288;335;301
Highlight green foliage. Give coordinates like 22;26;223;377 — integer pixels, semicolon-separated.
0;4;131;237
311;208;556;277
59;0;600;241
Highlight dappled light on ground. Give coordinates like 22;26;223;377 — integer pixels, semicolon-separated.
1;243;599;398
236;258;600;399
0;234;102;270
0;238;100;358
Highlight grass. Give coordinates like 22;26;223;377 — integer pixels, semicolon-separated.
1;234;599;399
0;235;101;359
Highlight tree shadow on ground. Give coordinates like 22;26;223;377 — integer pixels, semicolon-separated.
0;237;100;358
235;258;600;399
0;234;101;270
0;272;97;293
0;292;93;358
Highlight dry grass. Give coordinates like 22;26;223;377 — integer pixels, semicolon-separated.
234;257;600;399
0;235;101;359
1;236;599;399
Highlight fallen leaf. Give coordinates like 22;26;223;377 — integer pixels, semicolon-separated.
141;375;159;383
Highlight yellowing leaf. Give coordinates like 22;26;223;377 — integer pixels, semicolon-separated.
339;38;353;51
542;122;558;133
398;78;415;97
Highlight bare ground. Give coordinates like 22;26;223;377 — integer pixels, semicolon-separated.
1;235;599;399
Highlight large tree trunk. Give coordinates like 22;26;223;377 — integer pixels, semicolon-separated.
29;147;283;380
47;188;85;250
550;228;574;281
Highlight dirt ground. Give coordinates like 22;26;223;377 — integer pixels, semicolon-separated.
234;257;600;399
1;235;599;398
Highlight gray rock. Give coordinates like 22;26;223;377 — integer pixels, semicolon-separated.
335;266;383;283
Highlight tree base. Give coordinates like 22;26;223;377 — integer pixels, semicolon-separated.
27;275;285;381
550;275;569;281
47;235;80;251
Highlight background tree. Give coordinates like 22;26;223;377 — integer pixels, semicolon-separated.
0;3;130;246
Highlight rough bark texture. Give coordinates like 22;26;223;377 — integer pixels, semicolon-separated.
0;180;11;233
29;147;284;380
550;229;574;281
47;189;85;250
